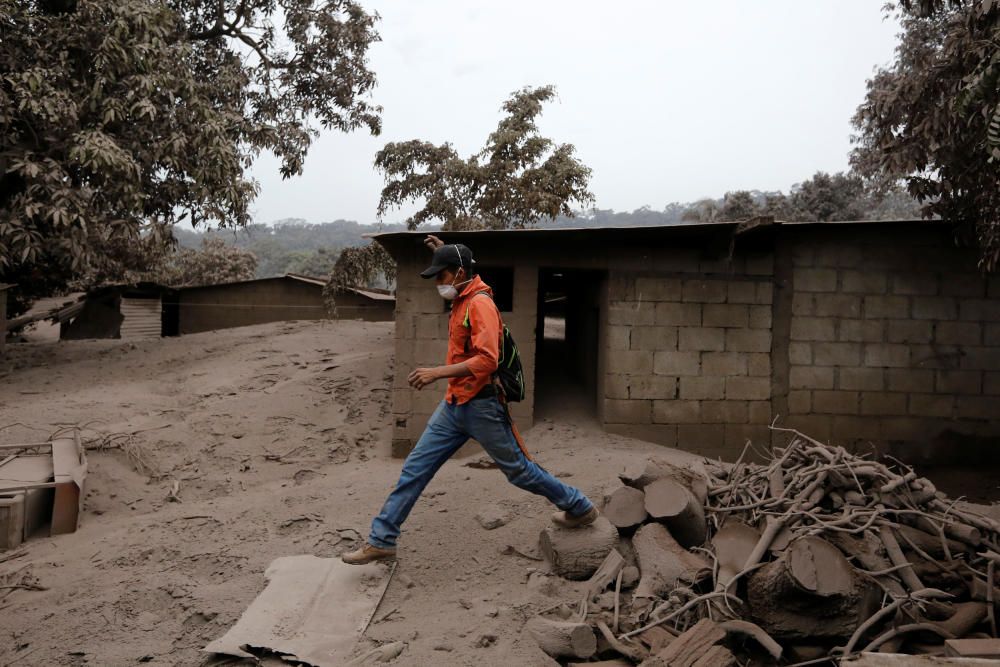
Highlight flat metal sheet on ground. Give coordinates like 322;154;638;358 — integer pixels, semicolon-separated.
203;555;393;666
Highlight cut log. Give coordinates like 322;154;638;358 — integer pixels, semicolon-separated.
644;478;707;548
539;516;619;581
640;618;733;667
620;458;709;503
525;616;597;659
747;536;878;639
826;531;906;598
711;521;760;589
632;523;710;599
602;485;648;530
896;524;968;559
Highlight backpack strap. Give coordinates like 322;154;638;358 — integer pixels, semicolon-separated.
461;290;493;328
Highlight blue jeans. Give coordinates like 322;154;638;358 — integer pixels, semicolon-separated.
369;398;594;549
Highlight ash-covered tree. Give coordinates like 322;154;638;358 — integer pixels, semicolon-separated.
148;236;257;287
323;242;395;312
1;0;381;314
852;0;1000;269
375;85;594;231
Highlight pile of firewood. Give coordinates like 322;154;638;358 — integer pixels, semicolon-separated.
526;427;1000;666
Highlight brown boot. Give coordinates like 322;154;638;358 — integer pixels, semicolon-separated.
551;506;599;529
341;543;397;565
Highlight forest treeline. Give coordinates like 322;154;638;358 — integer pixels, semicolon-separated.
177;171;920;280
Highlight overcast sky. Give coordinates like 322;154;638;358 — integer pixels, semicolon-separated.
246;1;901;226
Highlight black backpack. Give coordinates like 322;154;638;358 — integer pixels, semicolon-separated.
463;291;526;402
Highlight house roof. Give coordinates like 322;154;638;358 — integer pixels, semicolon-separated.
343;286;395;302
177;273;327;291
369;219;952;245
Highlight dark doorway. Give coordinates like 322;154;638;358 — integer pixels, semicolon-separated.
534;269;603;422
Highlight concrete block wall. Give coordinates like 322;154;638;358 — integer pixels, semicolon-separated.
602;262;775;459
781;234;1000;460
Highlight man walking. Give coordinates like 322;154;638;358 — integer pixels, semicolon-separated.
342;238;597;565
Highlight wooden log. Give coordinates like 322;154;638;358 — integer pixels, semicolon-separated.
620;458;709;504
896;524;967;559
641;618;733;667
711;521;760;589
583;549;625;602
644;478;707;548
747;536;877;639
525;616;597;659
602;485;648;530
632;522;710;599
827;531;907;597
539;516;619;581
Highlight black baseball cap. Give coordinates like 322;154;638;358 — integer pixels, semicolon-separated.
421;244;475;278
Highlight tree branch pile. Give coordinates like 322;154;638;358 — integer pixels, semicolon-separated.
525;428;1000;664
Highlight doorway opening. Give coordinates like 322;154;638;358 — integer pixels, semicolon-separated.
534;269;604;423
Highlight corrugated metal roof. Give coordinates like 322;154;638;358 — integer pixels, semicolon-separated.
368;218;949;242
344;286;395;302
177;274;327;291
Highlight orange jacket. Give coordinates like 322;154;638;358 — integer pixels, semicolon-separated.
445;275;501;404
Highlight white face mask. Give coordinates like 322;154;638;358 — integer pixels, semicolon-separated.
437;284;458;300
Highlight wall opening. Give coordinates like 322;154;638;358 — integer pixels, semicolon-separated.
534;269;604;422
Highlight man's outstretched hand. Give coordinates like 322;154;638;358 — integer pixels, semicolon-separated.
408;367;441;390
423;234;444;250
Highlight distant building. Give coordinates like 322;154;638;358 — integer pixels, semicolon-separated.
176;274;393;335
375;220;1000;463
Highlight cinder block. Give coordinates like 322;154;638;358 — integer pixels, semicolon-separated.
955;396;996;420
942;275;986;298
652;400;701;424
831;416;881;442
860;392;907;416
608;274;636;301
607;349;654;375
609;300;656;325
728;282;757;304
748;401;772;424
655;302;702;326
756;283;773;305
795;268;838;292
813;390;859;414
605;374;630;399
676;424;726;453
839;319;884;343
747;353;771;377
726;376;771;401
891;273;939;296
745;254;774;276
936;370;982;395
790;366;834;390
631;326;679;351
605;423;678;448
748;306;772;329
703;304;749;328
963;346;1000;371
681;279;727;304
813;342;862;367
415;314;445;339
723;425;772;453
679;376;726;400
636;277;683;302
608;325;631;351
864;295;909;319
702;352;748;376
841;270;887;294
788;342;812;365
678;327;725;352
879;417;928;443
935;322;981;346
959;299;1000;322
910;344;962;369
908;394;954;418
985;371;1000;395
791;317;836;342
887;368;935;393
791;293;815;316
887;320;933;344
987;324;1000;345
911;296;957;321
864;343;910;368
726;329;771;353
701;400;748;424
653;351;701;376
782;415;832;442
813;294;862;319
392;388;412;414
629;375;678;400
787;390;811;413
604;399;652;424
839;367;884;391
